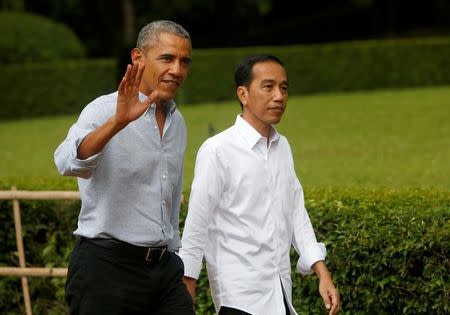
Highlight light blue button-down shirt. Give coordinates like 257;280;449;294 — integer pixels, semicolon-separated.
54;91;186;250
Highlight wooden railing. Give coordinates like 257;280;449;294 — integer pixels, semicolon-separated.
0;187;80;315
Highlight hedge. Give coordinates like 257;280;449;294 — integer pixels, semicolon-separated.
0;11;85;64
178;36;450;104
0;59;117;120
1;188;448;314
1;37;449;119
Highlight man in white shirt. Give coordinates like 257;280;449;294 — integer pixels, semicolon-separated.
179;55;340;315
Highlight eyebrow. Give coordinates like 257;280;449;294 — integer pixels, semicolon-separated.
159;53;175;59
181;56;191;64
260;79;288;86
158;53;191;64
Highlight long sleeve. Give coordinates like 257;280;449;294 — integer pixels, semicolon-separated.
54;100;107;179
291;178;327;275
179;140;223;279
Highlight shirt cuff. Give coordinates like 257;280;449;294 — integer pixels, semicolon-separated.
69;134;100;175
178;252;203;279
296;242;327;275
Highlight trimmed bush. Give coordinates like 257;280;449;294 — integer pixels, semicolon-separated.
292;188;450;314
179;37;450;104
0;11;85;64
1;37;450;119
1;188;448;314
0;59;117;119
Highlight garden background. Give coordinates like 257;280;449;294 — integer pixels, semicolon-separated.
0;1;449;314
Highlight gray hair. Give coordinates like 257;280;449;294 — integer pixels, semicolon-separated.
136;20;191;52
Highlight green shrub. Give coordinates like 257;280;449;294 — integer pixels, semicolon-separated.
1;188;448;314
0;59;117;119
0;11;85;64
0;199;80;315
179;37;450;104
2;37;449;120
293;188;450;314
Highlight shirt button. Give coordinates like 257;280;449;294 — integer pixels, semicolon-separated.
162;200;166;205
162;174;166;179
154;125;158;129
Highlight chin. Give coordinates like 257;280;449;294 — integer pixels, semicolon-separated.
158;92;176;101
269;116;283;124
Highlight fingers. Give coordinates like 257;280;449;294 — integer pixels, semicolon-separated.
325;289;339;315
148;90;159;103
120;62;141;91
321;290;332;312
328;289;340;315
141;90;159;110
118;76;126;93
135;62;145;88
128;61;139;88
321;287;340;315
119;64;132;91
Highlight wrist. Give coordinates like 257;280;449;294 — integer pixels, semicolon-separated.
312;261;331;279
110;115;128;131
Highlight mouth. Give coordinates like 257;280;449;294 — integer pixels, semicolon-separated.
160;79;181;88
268;106;284;113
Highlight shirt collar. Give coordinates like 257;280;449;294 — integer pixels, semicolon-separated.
139;92;177;116
235;114;280;149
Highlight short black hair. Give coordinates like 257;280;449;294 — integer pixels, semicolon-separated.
234;55;285;89
234;55;285;109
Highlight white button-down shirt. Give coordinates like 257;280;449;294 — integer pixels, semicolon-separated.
180;115;326;315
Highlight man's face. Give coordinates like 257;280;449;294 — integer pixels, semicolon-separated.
132;32;191;101
239;61;288;133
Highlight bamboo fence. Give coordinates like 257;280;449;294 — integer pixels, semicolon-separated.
0;187;80;315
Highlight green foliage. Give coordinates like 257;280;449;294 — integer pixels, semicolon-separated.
0;11;85;64
0;188;448;314
179;37;450;104
293;188;450;315
1;37;449;119
0;199;80;315
0;59;117;119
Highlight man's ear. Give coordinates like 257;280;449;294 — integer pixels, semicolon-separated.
237;86;248;107
131;48;143;63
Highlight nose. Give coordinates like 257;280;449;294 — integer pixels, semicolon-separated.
169;60;182;76
273;87;285;101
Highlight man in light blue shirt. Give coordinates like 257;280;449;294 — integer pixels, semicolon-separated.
54;20;194;315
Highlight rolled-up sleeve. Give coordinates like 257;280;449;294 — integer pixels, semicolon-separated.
54;102;104;179
292;178;327;275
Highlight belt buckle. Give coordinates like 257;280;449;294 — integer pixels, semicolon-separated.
145;247;166;262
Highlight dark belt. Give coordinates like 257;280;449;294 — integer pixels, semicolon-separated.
82;237;168;263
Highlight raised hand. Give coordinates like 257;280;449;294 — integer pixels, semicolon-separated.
115;62;159;127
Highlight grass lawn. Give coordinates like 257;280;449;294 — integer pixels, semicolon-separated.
1;85;449;191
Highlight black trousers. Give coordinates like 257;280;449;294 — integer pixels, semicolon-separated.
218;293;291;315
219;307;252;314
65;237;195;315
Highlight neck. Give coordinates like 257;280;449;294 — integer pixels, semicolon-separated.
241;113;271;138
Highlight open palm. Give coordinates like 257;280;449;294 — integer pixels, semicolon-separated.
116;62;158;127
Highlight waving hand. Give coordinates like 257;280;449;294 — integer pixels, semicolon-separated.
116;62;159;127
